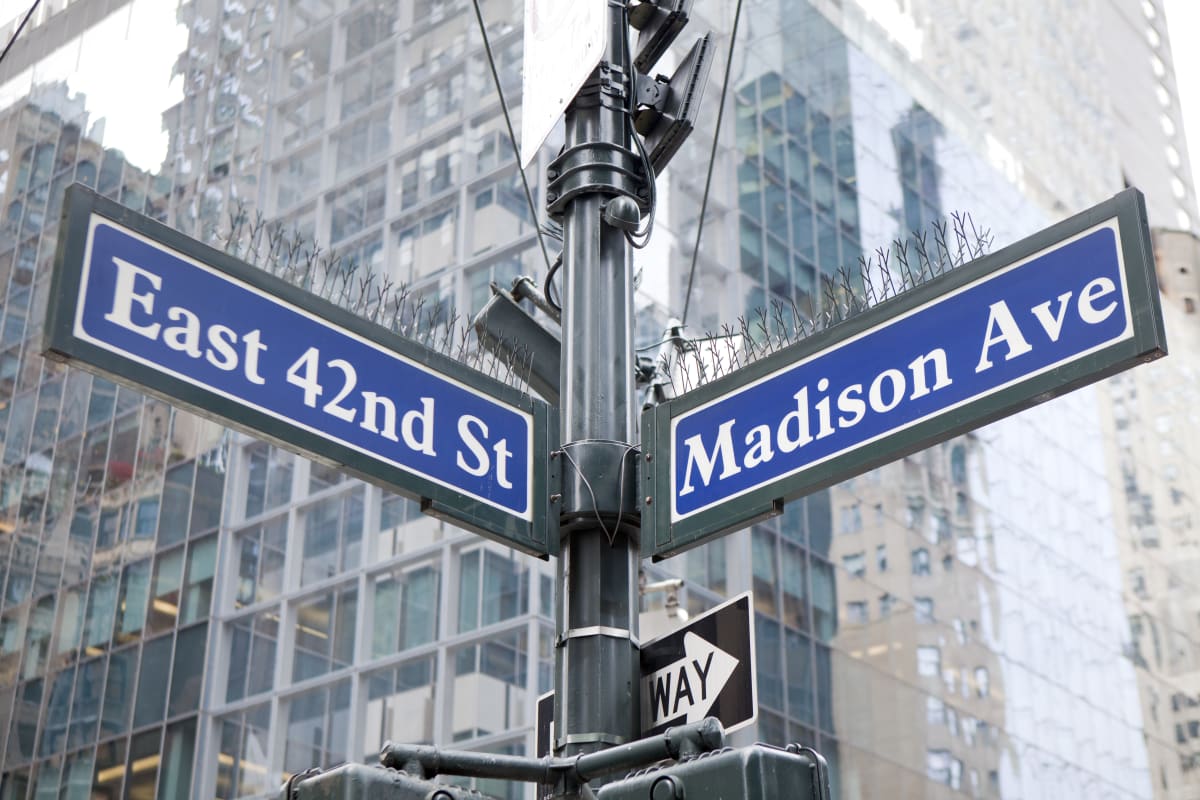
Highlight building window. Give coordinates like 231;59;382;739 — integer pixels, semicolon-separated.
299;489;364;586
292;586;358;681
470;172;535;255
752;528;780;615
244;443;294;519
875;544;887;572
911;548;930;576
283;680;352;776
838;503;862;533
371;561;440;657
334;108;392;178
226;609;280;702
879;593;895;618
975;666;990;698
329;169;387;245
234;517;288;609
926;696;944;725
450;629;530;741
917;646;940;677
217;704;274;798
364;656;437;756
457;550;528;633
842;552;865;578
914;597;934;624
846;601;868;625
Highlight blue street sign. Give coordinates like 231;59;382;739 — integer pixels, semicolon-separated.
45;186;557;556
642;189;1167;558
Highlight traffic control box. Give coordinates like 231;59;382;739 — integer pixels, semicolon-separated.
595;743;830;800
278;762;494;800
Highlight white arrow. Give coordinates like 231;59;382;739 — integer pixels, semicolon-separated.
641;632;740;731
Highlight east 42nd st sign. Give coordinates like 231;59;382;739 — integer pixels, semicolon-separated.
44;185;558;556
641;189;1167;559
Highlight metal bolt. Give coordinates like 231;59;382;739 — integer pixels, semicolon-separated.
644;496;653;505
550;493;562;503
645;453;653;462
650;775;684;800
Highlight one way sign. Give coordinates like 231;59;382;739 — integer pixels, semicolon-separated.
640;592;756;736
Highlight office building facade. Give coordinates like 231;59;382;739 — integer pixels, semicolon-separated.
0;0;1195;798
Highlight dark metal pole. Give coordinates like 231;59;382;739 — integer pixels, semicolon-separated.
551;0;642;786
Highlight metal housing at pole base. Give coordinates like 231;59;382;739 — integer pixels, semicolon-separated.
595;743;832;800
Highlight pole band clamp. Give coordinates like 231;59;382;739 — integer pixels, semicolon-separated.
559;625;641;647
560;733;630;747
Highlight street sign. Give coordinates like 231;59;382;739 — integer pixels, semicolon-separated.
44;185;558;557
641;189;1167;559
534;593;756;748
520;0;606;166
641;592;756;736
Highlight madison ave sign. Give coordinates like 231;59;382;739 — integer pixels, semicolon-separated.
43;185;557;556
641;189;1167;559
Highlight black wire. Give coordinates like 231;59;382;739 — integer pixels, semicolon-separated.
544;253;562;313
623;6;656;249
626;126;656;249
470;0;554;276
681;0;745;326
0;0;41;67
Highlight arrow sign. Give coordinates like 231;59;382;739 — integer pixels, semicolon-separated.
641;631;739;730
641;189;1166;559
43;185;558;556
536;593;756;749
640;592;756;737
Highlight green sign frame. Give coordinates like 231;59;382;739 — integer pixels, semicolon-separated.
641;189;1166;560
44;185;559;557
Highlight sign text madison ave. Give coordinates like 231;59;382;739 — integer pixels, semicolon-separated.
641;189;1166;558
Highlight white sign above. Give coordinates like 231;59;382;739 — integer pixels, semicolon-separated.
520;0;607;166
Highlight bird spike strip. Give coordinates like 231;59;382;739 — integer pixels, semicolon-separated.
654;212;994;397
218;201;539;393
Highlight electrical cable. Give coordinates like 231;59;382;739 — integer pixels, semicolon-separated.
622;5;657;250
680;0;745;325
0;0;41;67
470;0;554;276
544;253;562;313
557;442;640;546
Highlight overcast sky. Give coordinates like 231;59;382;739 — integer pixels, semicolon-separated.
1165;0;1200;222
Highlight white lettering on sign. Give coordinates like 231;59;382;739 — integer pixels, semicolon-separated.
678;347;953;497
106;255;270;383
641;632;739;730
975;280;1117;372
677;269;1123;501
99;253;518;488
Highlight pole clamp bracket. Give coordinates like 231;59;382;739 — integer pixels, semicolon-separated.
558;625;641;648
546;141;650;217
555;440;641;535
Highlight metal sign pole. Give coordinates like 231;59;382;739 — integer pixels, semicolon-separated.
551;0;642;780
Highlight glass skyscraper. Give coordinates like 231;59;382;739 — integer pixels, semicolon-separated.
0;1;1195;798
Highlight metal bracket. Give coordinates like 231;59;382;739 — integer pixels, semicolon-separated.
559;625;641;647
546;141;650;216
599;61;629;102
556;440;641;534
635;71;670;114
